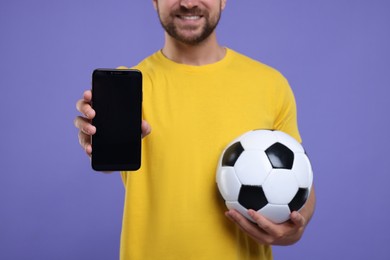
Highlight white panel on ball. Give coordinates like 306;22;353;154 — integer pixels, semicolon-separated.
259;204;291;224
292;153;313;188
225;201;252;221
234;150;272;185
274;130;305;153
240;130;276;150
263;170;299;204
216;167;242;201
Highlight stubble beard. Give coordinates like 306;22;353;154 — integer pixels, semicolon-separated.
157;6;222;46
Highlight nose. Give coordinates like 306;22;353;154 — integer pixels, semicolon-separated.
180;0;199;9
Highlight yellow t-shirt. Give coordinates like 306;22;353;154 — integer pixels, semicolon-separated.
120;49;301;260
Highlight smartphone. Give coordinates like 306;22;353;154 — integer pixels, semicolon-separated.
91;69;142;171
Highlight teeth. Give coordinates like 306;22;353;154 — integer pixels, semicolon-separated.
181;16;200;20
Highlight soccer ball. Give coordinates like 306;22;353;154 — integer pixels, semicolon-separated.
216;129;313;224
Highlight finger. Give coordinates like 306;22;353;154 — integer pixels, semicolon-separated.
76;90;94;119
248;209;281;238
78;131;92;156
74;116;96;135
225;210;251;229
83;90;92;102
76;99;95;119
290;211;306;228
141;120;152;138
226;210;270;242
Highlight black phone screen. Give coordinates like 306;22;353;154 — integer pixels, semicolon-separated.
91;69;142;171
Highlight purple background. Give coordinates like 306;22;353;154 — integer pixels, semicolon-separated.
1;0;389;259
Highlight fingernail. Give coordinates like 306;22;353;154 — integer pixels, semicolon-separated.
84;126;92;135
86;109;95;119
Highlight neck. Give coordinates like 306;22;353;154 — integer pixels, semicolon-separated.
161;32;226;66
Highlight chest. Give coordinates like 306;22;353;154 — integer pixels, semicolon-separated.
143;73;276;137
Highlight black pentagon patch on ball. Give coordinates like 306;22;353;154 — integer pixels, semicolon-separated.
238;185;268;211
265;142;294;169
222;142;244;167
288;188;309;212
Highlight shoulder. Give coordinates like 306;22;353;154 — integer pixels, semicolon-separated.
227;49;290;89
117;51;161;86
133;51;164;73
228;49;287;82
117;51;161;71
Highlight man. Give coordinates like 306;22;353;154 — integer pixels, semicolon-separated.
75;0;316;259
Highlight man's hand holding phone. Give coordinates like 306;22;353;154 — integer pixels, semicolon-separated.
75;90;96;157
74;89;151;169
